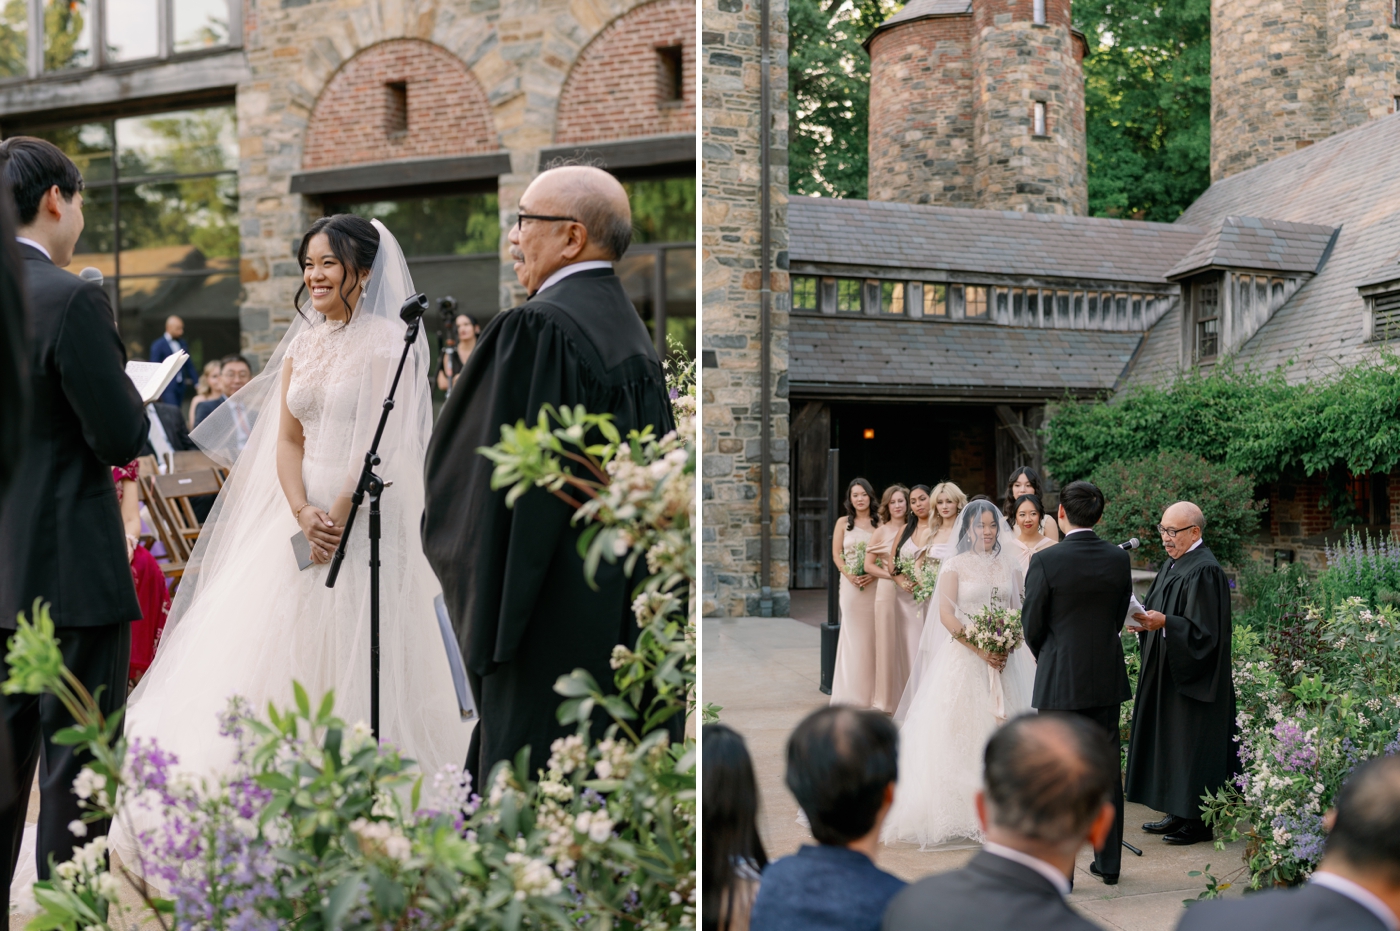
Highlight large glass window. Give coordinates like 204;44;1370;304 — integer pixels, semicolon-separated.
616;177;695;357
0;0;233;79
20;105;240;369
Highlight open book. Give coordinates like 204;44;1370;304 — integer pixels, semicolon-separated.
125;350;188;405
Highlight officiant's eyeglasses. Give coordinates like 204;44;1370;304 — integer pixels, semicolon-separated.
516;213;579;232
1156;524;1199;538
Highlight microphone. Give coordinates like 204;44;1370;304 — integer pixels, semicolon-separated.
400;292;428;323
78;267;103;286
1119;538;1140;551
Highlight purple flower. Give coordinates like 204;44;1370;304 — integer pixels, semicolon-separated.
1270;719;1319;773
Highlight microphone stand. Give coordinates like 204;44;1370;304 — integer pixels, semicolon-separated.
325;292;429;739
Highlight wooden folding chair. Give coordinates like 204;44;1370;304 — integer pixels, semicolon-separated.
138;474;188;585
171;450;227;483
149;469;222;551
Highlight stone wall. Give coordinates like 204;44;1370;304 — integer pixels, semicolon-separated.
971;0;1086;214
701;0;791;617
866;13;976;207
1211;0;1400;181
235;0;693;365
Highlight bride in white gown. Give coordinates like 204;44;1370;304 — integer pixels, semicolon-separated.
882;499;1037;848
111;216;471;870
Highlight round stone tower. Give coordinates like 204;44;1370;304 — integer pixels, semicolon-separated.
866;0;1087;215
971;0;1086;215
1210;0;1400;181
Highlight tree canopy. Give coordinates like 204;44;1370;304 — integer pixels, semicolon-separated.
1078;0;1212;221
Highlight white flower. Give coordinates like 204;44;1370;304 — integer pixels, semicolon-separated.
95;873;120;899
68;820;87;838
384;834;412;862
72;768;101;801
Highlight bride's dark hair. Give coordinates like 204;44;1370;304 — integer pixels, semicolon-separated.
956;499;1003;556
294;214;380;321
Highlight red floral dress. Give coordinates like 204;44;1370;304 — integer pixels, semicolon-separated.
113;462;171;679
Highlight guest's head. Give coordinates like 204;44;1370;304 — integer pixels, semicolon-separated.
508;165;631;294
845;478;877;531
1013;494;1044;536
0;136;85;267
1005;467;1044;516
955;499;1004;556
878;484;910;525
786;706;899;850
199;360;222;398
295;214;380;322
703;724;768;931
455;313;479;346
164;315;184;339
930;481;967;530
1159;501;1205;560
219;355;252;396
1318;755;1400;915
1057;480;1105;531
977;714;1117;874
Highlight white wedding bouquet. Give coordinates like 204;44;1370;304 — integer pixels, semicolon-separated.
895;553;940;603
962;591;1024;656
843;542;868;587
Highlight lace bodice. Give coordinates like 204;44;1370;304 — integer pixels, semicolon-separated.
285;315;399;477
944;550;1021;620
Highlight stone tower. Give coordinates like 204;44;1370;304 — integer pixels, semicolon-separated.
866;0;1087;215
1211;0;1400;181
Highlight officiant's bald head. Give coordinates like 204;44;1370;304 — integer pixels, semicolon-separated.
1161;501;1205;559
510;166;632;294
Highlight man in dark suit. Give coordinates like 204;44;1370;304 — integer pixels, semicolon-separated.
423;166;675;786
749;707;905;931
193;354;253;435
1177;754;1400;931
0;137;147;901
883;713;1118;931
1021;479;1134;884
148;314;196;407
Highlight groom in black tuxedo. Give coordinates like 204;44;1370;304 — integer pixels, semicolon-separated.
1020;480;1133;884
0;137;148;903
423;166;675;787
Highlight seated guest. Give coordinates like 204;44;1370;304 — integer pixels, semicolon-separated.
193;354;252;427
749;706;905;931
703;723;768;931
1176;755;1400;931
141;400;198;467
883;713;1117;931
187;360;222;429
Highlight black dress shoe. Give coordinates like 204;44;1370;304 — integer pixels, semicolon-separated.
1142;814;1185;834
1089;862;1119;885
1162;820;1213;846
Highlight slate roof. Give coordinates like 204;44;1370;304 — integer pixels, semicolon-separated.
789;315;1142;396
1165;216;1337;280
866;0;971;46
1124;114;1400;387
789;197;1205;285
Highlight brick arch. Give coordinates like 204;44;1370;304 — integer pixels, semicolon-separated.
554;0;695;145
302;39;498;171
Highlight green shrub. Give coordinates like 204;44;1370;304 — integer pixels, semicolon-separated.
1317;530;1400;612
1089;450;1263;567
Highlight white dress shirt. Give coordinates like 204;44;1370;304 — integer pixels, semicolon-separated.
982;841;1072;897
1310;871;1399;931
535;260;613;295
15;236;51;261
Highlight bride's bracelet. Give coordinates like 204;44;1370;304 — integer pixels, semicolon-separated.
293;502;311;520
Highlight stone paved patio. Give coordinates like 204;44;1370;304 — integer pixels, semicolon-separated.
702;615;1248;931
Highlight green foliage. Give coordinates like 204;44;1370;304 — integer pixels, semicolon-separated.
625;178;696;244
43;0;90;72
1089;450;1263;567
788;0;898;198
1316;531;1400;614
0;0;27;78
1045;357;1400;497
1077;0;1211;221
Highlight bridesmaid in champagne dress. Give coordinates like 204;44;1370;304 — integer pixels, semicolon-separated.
1004;466;1060;542
866;485;919;713
1007;492;1056;580
829;478;879;706
923;480;967;582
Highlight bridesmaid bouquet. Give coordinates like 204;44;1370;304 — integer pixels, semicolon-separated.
962;594;1024;656
843;542;868;586
894;554;940;603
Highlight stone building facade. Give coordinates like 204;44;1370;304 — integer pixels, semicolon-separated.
866;0;1086;214
1211;0;1400;181
0;0;695;371
700;0;791;617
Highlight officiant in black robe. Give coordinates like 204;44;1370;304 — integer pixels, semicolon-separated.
1126;501;1237;846
423;166;675;787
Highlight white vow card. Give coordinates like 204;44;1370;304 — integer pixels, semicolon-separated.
1124;594;1148;632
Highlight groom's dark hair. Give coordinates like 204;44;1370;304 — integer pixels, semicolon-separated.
786;706;898;846
1059;480;1105;528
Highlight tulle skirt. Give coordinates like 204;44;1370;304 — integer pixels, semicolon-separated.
882;639;1036;848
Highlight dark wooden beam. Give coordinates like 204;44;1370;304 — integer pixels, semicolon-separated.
289;152;513;196
536;133;695;173
995;404;1040;460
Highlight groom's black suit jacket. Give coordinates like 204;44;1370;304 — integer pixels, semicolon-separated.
0;244;147;629
1021;529;1133;711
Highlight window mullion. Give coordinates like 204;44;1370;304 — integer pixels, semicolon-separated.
159;0;171;59
27;0;41;77
93;0;105;69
